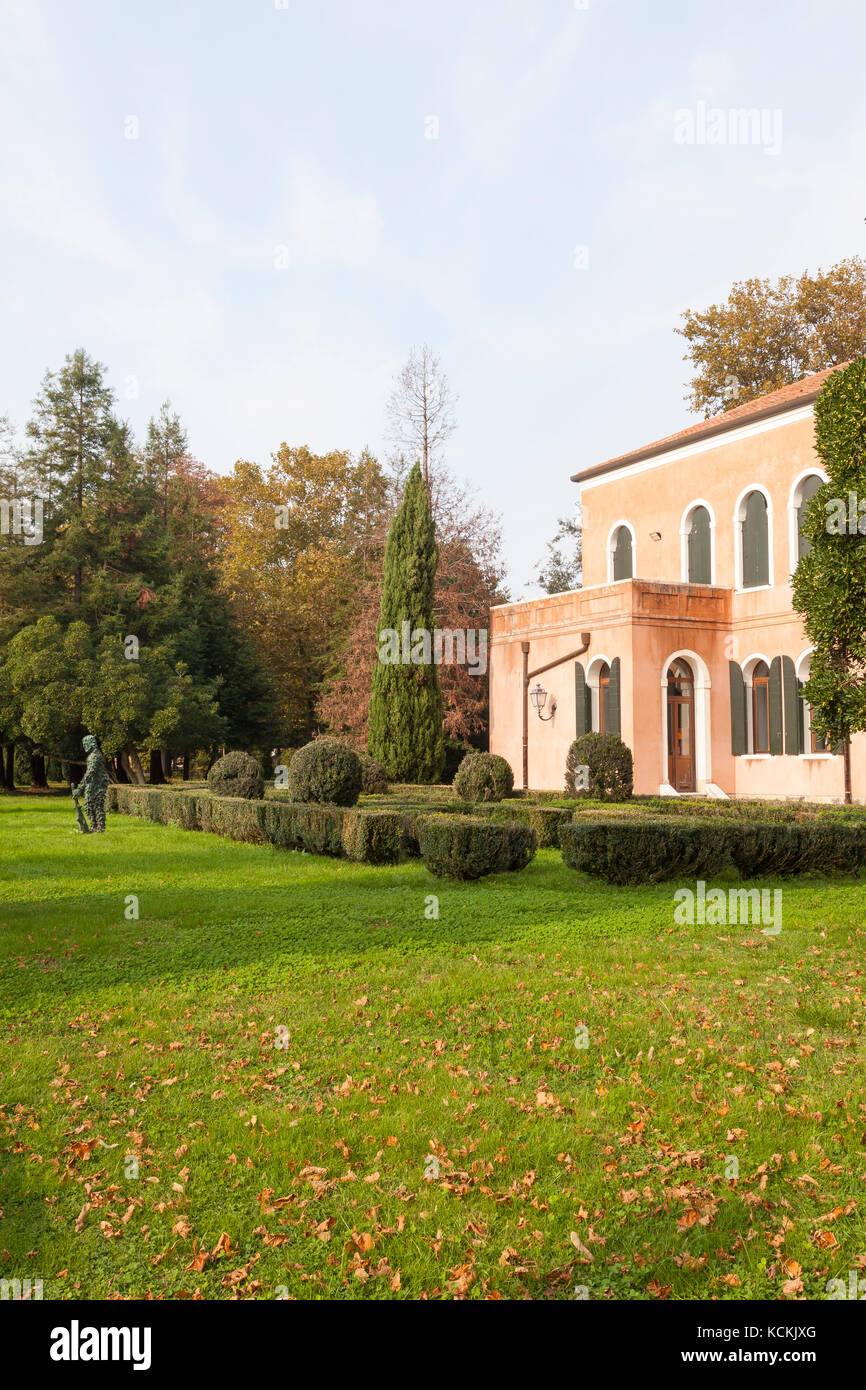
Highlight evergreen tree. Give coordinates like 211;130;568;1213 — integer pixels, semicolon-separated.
368;462;444;781
792;356;866;803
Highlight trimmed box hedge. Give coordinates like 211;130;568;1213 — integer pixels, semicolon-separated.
107;783;400;865
341;809;402;865
559;817;866;884
560;819;730;885
417;814;537;879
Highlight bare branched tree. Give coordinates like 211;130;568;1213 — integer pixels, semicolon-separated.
386;345;457;487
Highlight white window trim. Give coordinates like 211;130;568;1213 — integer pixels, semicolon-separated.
733;484;773;593
788;468;828;576
679;498;716;585
586;654;613;733
606;519;636;584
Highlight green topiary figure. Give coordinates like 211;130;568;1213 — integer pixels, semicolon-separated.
207;750;264;800
368;462;445;783
287;739;362;806
72;734;110;832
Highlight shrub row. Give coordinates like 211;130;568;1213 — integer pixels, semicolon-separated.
107;785;400;864
559;818;866;884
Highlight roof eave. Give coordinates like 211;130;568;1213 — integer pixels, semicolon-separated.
570;386;821;485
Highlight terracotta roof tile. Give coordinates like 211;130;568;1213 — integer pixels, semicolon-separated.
572;361;852;483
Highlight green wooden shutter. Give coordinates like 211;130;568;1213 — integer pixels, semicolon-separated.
729;661;747;755
688;506;711;584
742;491;769;588
782;656;801;754
608;658;621;735
574;663;587;737
613;527;633;581
769;656;783;755
797;475;823;561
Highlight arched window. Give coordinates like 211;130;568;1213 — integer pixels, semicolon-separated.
751;660;770;753
740;490;769;588
795;474;824;561
612;525;633;581
597;662;610;732
687;505;712;584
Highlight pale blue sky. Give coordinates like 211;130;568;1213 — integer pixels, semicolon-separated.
2;0;864;595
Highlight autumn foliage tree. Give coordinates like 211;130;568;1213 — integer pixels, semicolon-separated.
677;257;866;418
218;446;390;745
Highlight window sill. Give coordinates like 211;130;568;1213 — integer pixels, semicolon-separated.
798;753;837;760
734;584;774;595
739;753;772;760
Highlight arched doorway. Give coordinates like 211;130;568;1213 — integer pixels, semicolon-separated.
667;658;695;792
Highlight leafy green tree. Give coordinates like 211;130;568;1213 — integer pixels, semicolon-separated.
1;354;278;784
533;512;582;594
792;356;866;802
677;258;866;418
368;462;444;781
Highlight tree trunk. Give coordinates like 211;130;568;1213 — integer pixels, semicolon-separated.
148;749;165;785
182;754;191;782
122;748;146;785
844;739;852;805
30;750;48;788
114;756;130;784
160;747;172;781
0;743;10;790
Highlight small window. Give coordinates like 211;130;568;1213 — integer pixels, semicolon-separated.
751;660;770;753
612;525;633;581
741;490;769;588
687;506;711;584
796;474;823;561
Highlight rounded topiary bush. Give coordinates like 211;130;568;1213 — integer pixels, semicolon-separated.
287;739;362;807
565;733;633;802
207;750;264;800
452;751;514;803
358;752;388;795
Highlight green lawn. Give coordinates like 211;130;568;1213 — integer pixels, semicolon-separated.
1;794;864;1301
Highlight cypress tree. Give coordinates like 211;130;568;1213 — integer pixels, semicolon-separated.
368;462;444;781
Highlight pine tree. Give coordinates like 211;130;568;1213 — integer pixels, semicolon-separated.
368;462;444;781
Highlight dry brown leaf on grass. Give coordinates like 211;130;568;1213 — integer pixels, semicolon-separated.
74;1203;91;1234
569;1231;593;1263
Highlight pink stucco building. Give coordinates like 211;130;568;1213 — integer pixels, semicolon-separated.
489;364;860;801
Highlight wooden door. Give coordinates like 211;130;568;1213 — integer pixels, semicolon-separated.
667;660;696;792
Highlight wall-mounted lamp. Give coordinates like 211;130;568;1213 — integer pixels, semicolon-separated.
520;633;590;789
649;530;662;541
529;682;556;720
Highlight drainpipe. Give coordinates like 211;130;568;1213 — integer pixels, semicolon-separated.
522;632;591;791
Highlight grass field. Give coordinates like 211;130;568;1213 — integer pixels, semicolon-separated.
1;794;864;1300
